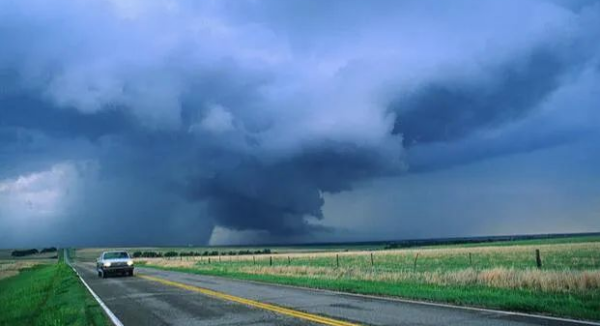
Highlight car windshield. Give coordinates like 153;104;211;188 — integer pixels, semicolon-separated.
104;252;129;259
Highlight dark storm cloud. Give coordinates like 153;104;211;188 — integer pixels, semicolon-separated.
403;58;600;172
389;1;600;170
0;94;135;140
188;142;401;235
0;0;599;246
392;49;567;146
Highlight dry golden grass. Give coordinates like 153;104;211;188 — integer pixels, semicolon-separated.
141;257;600;292
135;240;600;321
0;261;43;281
140;240;600;293
138;241;599;261
233;266;600;292
137;259;196;269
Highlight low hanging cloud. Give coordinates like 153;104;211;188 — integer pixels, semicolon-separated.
0;0;599;246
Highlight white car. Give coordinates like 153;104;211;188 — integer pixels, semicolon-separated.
97;251;134;278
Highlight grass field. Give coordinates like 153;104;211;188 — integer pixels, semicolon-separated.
135;236;600;321
0;250;107;326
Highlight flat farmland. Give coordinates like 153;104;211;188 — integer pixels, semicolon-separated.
73;244;378;262
0;249;59;261
131;236;600;321
0;249;58;281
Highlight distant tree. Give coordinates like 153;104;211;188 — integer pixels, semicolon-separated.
164;251;178;257
179;251;197;257
40;247;57;253
141;251;161;258
11;249;39;257
132;251;142;258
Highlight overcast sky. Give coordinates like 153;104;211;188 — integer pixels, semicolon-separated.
1;0;599;247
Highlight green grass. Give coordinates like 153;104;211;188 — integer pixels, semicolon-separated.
0;251;107;326
139;238;600;322
142;264;600;321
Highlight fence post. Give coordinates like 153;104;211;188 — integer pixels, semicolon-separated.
535;249;542;269
469;253;472;266
269;256;273;266
208;257;211;264
413;253;419;272
253;256;256;265
370;252;374;267
336;254;339;268
219;254;221;263
288;256;291;265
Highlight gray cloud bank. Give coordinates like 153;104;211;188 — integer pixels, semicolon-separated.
0;0;599;247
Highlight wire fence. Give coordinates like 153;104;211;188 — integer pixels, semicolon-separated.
142;242;600;272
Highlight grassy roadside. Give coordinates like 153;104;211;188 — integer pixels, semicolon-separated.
138;239;600;322
141;264;600;321
0;250;108;326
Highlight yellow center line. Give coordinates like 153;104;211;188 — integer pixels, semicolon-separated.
138;274;363;326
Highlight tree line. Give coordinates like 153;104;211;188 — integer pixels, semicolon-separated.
11;247;57;257
132;248;272;258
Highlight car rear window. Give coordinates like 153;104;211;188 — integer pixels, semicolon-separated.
104;252;129;259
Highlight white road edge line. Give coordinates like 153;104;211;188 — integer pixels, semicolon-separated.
64;249;125;326
140;267;600;326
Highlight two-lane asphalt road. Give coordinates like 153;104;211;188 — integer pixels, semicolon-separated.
70;261;595;326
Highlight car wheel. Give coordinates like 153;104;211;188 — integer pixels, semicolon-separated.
102;271;108;278
98;270;102;278
130;270;134;276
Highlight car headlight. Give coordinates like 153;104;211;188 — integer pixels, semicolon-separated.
103;262;111;267
127;260;134;266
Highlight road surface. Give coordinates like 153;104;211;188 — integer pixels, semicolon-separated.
70;259;594;326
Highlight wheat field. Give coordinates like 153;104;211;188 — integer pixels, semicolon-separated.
139;240;600;293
